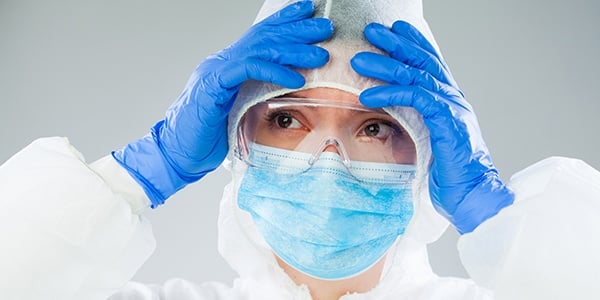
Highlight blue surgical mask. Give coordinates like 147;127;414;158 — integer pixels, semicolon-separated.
237;143;415;280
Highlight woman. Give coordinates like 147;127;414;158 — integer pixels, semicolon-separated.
1;0;598;299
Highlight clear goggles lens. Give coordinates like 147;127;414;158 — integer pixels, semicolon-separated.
235;98;417;182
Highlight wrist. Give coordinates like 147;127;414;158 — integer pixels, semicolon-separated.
452;175;515;234
112;122;208;208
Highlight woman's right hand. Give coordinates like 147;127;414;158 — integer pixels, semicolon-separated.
113;1;334;207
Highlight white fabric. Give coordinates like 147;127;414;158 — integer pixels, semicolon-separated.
459;157;600;299
0;137;154;300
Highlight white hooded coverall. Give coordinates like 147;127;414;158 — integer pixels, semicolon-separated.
1;0;599;299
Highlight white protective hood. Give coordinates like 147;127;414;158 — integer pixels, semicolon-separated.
218;0;450;293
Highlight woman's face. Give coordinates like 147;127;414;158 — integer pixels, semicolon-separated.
242;87;417;165
236;87;419;291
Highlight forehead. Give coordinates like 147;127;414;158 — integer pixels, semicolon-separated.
283;87;361;106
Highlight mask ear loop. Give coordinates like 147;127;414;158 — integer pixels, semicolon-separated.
308;136;352;169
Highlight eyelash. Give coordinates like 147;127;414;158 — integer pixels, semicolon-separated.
363;119;404;134
265;110;292;123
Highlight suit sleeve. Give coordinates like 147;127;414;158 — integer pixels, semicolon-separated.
458;156;600;299
0;137;156;300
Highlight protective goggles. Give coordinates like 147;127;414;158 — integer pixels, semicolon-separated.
234;98;416;183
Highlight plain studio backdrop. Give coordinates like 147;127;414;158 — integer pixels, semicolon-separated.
1;0;599;286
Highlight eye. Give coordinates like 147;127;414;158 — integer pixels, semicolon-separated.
364;123;382;137
268;111;303;129
361;121;395;139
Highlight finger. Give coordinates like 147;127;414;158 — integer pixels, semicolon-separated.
363;23;454;86
391;21;456;85
390;20;441;63
259;1;316;26
218;58;305;90
359;85;464;156
359;85;440;114
248;44;329;68
361;80;471;111
351;52;460;98
259;17;334;44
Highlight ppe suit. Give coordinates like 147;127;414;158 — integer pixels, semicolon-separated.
1;0;599;299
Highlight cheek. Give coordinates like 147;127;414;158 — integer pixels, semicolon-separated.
254;125;305;151
393;138;417;164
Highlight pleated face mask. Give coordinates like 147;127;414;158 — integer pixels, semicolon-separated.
235;98;417;279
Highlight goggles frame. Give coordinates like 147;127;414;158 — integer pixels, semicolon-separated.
234;97;416;184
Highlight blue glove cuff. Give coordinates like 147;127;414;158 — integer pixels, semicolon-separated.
112;121;208;208
451;175;515;234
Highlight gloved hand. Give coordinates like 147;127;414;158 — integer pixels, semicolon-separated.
350;21;514;234
113;1;333;207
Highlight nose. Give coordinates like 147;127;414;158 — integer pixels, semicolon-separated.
323;143;342;154
308;137;350;166
319;138;346;156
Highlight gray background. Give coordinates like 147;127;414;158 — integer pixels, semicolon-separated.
1;0;599;286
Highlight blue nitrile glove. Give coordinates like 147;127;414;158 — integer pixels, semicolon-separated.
113;1;333;208
350;21;514;234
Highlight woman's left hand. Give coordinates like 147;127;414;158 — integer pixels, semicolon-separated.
351;20;514;234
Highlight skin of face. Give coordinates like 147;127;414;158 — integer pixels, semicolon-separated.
245;87;417;300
